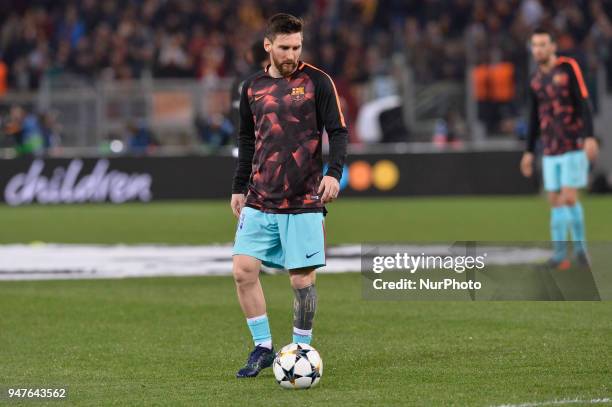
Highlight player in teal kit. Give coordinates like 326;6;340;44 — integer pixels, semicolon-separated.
520;28;599;268
229;14;348;378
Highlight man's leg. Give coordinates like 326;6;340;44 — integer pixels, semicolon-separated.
233;254;272;349
278;211;324;345
543;155;570;266
289;268;317;345
561;187;587;256
548;191;569;264
233;254;276;378
559;150;589;257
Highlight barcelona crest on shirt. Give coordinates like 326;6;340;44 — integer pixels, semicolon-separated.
291;86;305;101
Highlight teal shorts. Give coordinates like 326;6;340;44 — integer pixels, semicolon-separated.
233;207;326;270
542;150;588;192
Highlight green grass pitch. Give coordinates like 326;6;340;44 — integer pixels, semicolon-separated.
1;196;611;406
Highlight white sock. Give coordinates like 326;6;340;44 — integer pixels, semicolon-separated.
258;340;273;349
293;327;312;336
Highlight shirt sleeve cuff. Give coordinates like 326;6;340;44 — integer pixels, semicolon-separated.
325;167;342;181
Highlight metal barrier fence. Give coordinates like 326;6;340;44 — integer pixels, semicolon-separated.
0;75;236;148
0;63;608;154
0;68;452;149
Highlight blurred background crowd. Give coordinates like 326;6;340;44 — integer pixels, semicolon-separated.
0;0;611;155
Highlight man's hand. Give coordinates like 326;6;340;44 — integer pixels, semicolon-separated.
318;176;340;204
584;138;599;162
231;193;246;217
520;152;534;178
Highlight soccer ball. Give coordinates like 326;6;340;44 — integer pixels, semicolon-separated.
273;343;322;389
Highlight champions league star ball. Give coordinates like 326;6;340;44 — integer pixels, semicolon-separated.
273;343;322;389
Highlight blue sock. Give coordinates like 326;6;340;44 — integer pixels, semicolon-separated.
247;314;272;349
550;206;569;261
566;202;586;254
293;327;312;344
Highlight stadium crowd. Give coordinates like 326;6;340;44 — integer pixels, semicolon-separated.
0;1;610;89
0;0;611;151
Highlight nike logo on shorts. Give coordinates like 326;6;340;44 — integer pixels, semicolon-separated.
306;251;320;259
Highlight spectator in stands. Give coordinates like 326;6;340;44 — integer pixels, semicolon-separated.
472;50;517;134
126;119;158;155
156;32;193;78
195;113;234;149
0;54;7;96
57;5;85;49
2;105;44;156
39;110;61;152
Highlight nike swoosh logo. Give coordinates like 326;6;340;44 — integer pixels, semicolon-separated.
254;94;266;101
306;251;320;259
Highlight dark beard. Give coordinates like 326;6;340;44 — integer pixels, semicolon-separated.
536;55;553;66
272;55;297;77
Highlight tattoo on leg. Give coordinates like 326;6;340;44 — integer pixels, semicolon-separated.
293;284;317;330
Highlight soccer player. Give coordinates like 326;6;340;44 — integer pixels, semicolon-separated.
520;28;599;269
230;13;348;378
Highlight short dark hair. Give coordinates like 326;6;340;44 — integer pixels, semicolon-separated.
531;27;556;42
265;13;303;41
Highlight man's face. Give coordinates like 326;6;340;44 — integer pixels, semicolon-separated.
530;34;556;65
264;32;302;77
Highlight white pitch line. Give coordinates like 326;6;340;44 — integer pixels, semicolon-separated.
492;397;611;407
